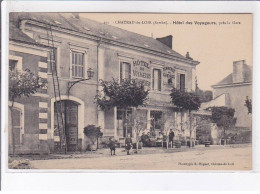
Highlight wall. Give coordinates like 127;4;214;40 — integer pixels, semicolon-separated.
14;20;198;152
9;48;50;154
99;42;196;140
213;84;252;128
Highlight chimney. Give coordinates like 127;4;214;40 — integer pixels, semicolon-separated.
156;35;173;49
232;60;247;83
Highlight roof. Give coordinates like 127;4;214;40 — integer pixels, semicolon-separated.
213;64;252;87
9;13;198;64
200;93;228;110
9;20;37;45
215;73;233;86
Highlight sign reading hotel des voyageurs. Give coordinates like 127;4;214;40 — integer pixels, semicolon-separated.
132;59;176;90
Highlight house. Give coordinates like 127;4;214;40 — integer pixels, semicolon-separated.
9;13;199;153
9;18;50;154
210;60;252;129
199;60;252;144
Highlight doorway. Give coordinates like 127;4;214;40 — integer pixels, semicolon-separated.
9;107;23;146
54;100;78;152
117;109;133;137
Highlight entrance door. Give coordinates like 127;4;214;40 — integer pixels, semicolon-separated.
117;109;132;137
9;107;22;146
54;100;78;152
65;101;78;152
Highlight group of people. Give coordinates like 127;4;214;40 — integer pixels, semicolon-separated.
108;129;175;156
108;133;133;156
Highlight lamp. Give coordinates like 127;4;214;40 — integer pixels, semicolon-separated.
67;67;95;96
87;68;94;79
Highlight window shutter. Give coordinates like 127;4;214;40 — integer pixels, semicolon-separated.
180;74;185;92
176;73;180;90
158;69;162;91
127;63;131;80
120;62;123;82
152;69;155;90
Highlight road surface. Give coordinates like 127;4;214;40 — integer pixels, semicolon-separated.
29;145;251;170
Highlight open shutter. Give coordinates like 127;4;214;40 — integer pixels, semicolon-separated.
176;73;180;90
180;74;185;92
152;69;155;90
158;69;162;91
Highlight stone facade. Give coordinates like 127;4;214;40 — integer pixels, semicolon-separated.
9;13;199;153
212;60;252;128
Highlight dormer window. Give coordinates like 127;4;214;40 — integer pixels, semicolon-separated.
112;35;118;40
83;26;90;31
54;20;61;25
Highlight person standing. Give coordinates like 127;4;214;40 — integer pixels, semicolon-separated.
125;133;132;155
108;137;116;155
169;129;175;148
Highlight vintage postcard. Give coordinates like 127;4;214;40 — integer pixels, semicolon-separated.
7;12;252;170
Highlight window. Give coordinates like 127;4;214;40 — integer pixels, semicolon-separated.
120;62;131;82
47;48;57;74
180;74;185;92
9;60;18;71
152;69;162;91
176;73;186;92
117;109;132;137
72;52;84;78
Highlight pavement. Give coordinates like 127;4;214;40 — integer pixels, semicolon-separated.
25;144;252;170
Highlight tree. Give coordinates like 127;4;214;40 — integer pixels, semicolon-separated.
95;78;149;150
195;76;213;103
83;125;103;150
209;106;237;144
170;88;201;147
244;96;252;114
132;110;147;153
9;69;46;154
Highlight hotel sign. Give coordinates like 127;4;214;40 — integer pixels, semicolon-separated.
132;60;151;87
163;66;175;90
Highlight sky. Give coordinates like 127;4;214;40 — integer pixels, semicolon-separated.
81;13;253;90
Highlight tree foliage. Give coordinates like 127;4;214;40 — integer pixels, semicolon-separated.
195;77;213;103
170;87;201;112
9;69;46;104
197;89;213;103
95;78;149;111
209;106;237;130
9;69;46;155
83;125;102;143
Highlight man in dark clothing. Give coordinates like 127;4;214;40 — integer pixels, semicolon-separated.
108;137;116;155
125;133;132;155
169;129;175;148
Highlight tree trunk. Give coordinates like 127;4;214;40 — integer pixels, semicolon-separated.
125;109;128;136
133;107;138;154
223;127;227;145
96;137;99;150
180;110;183;132
189;110;192;148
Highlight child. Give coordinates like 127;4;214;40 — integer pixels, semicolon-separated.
125;133;132;155
108;137;116;155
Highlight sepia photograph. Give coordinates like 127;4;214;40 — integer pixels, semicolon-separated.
7;12;252;170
